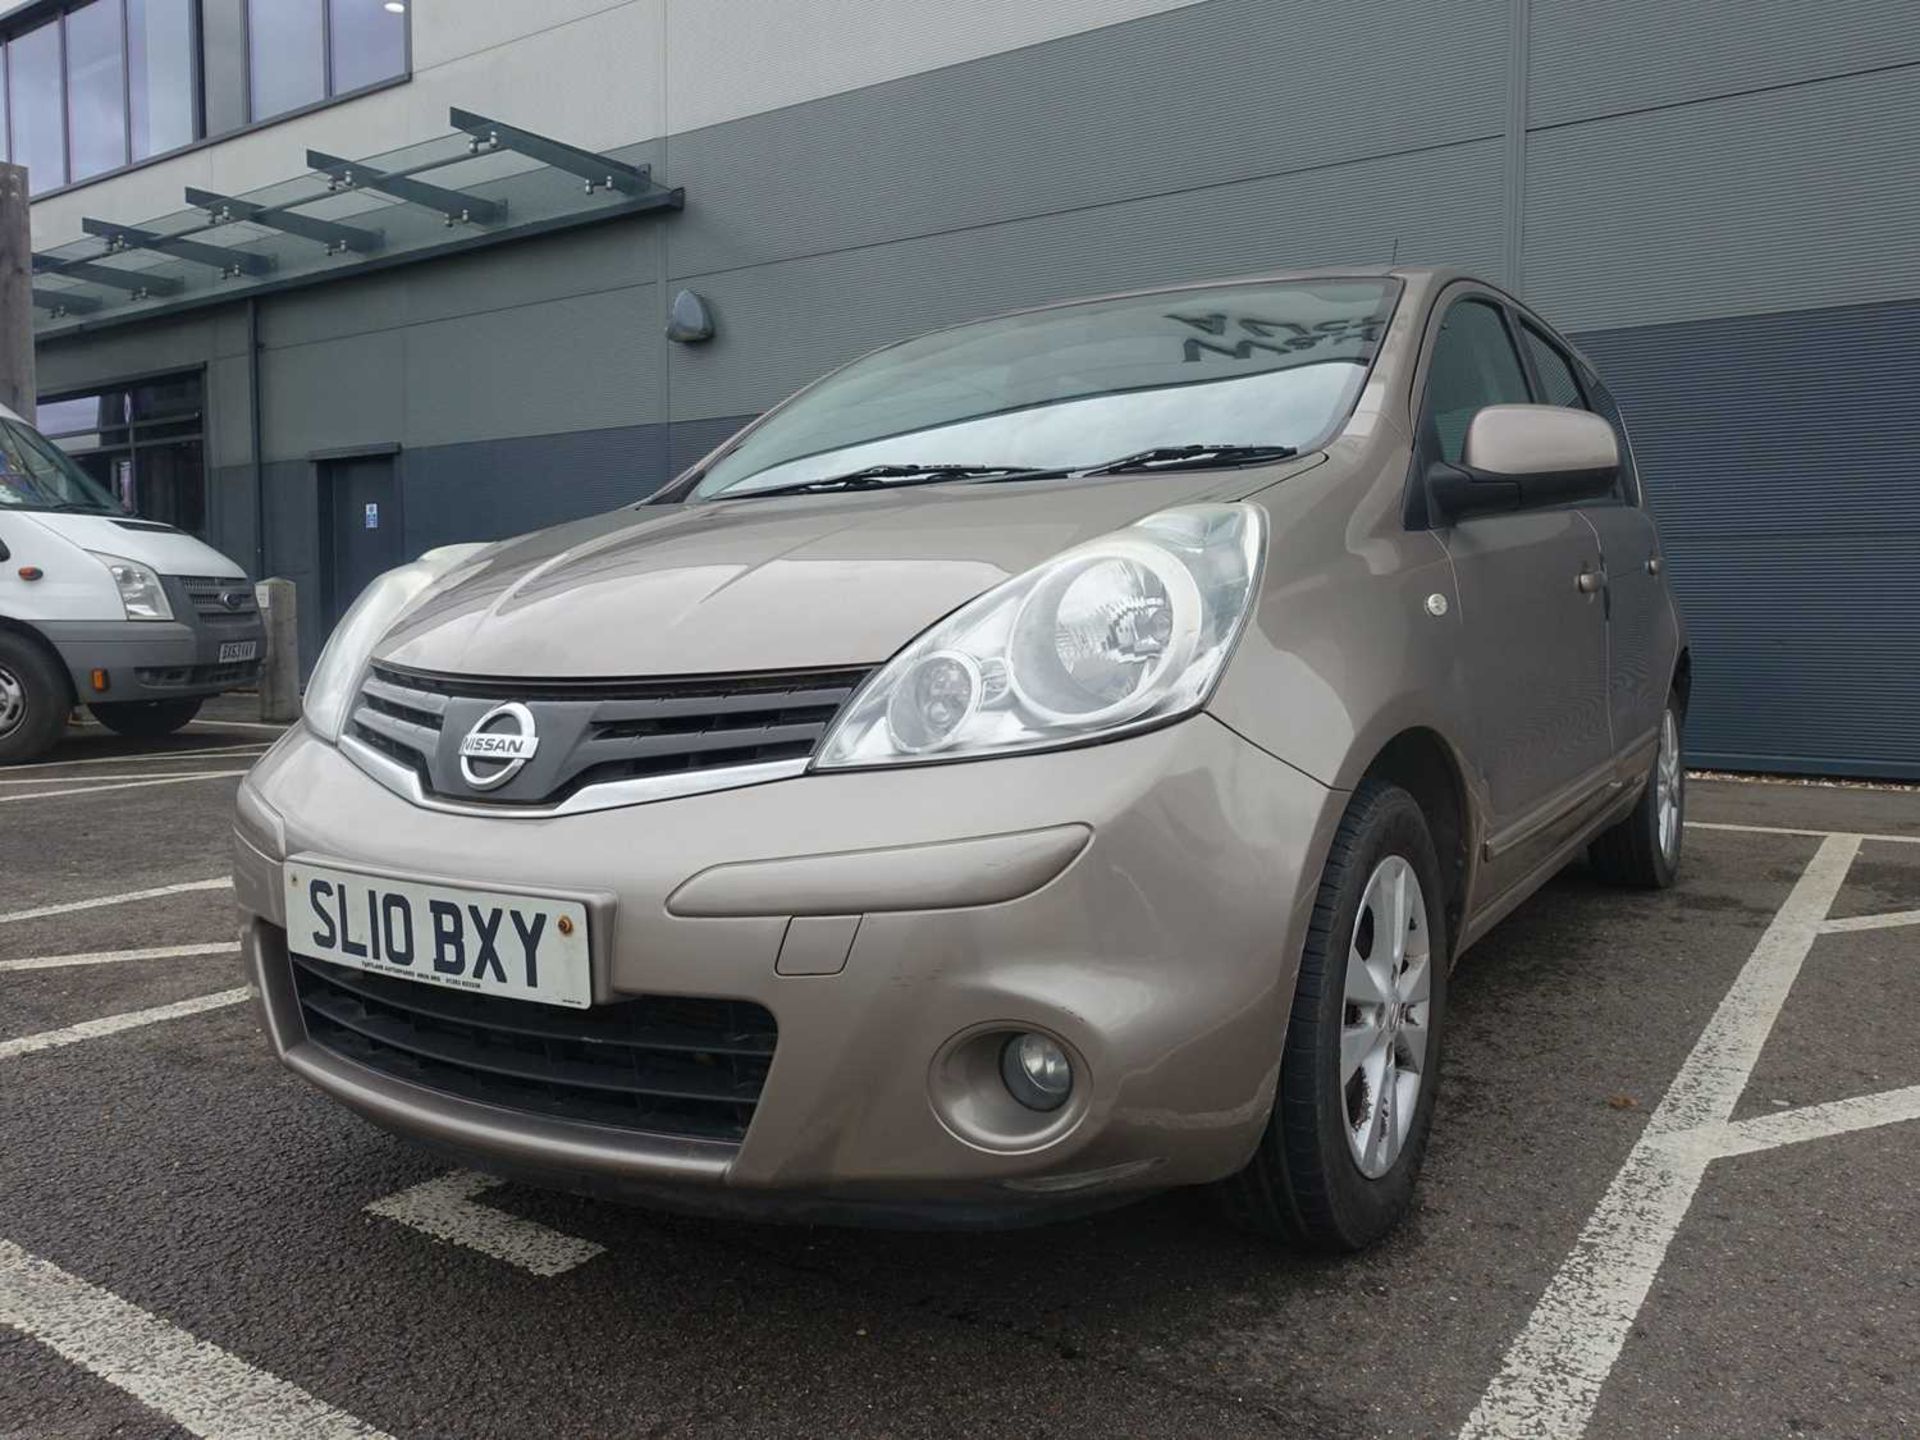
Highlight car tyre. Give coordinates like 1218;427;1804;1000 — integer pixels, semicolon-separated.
0;632;74;765
89;697;203;739
1215;779;1448;1252
1588;698;1684;890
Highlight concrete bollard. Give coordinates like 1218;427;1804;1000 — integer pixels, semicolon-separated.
257;578;300;724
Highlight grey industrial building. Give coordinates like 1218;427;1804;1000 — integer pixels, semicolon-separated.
10;0;1917;777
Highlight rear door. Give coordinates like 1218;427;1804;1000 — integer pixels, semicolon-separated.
1515;321;1675;764
1419;294;1614;902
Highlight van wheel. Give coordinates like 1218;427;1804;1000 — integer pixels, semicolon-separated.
0;633;74;764
1588;700;1684;889
89;698;203;739
1215;780;1448;1251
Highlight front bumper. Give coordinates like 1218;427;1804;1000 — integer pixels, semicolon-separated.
42;601;263;702
234;715;1341;1224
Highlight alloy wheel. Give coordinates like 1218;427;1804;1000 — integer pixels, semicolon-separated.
1655;708;1682;862
1341;855;1432;1179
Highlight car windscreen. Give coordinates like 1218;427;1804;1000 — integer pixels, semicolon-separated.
689;278;1400;500
0;418;124;514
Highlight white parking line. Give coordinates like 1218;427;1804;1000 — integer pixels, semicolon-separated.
366;1171;606;1277
0;942;238;973
185;719;290;733
1695;1082;1920;1161
1818;907;1920;934
4;742;268;772
0;1237;391;1440
0;769;250;804
0;988;250;1061
0;877;231;926
1460;834;1863;1440
1689;819;1920;846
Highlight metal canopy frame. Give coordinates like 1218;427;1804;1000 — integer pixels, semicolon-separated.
450;107;653;195
80;218;276;277
306;149;504;226
184;188;383;255
31;108;685;327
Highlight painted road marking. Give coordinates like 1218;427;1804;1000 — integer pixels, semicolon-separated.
1460;833;1920;1440
0;1237;390;1440
0;988;250;1062
0;942;238;973
0;877;231;926
1;743;268;772
1688;819;1920;846
366;1171;606;1277
0;770;251;804
184;719;290;733
1819;907;1920;934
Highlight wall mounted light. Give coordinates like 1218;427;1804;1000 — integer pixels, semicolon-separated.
667;289;716;344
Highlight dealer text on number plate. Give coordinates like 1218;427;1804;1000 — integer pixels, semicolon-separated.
286;861;591;1008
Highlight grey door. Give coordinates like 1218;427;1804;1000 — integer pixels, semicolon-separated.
1421;297;1614;901
323;454;401;632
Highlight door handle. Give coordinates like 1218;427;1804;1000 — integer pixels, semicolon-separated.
1646;556;1663;575
1576;568;1605;594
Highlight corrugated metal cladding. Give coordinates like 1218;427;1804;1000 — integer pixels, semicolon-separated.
1576;302;1920;779
29;0;1920;775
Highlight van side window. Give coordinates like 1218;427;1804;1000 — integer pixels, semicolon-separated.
1520;325;1586;409
1424;300;1531;464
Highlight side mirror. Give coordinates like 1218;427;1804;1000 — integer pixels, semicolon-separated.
1428;404;1620;523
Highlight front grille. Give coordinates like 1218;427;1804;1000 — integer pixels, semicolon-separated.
348;661;870;807
289;951;777;1143
178;575;259;621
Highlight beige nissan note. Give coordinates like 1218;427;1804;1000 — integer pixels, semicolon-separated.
234;266;1686;1250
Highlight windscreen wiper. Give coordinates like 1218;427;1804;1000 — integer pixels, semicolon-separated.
722;463;1058;500
1084;444;1298;475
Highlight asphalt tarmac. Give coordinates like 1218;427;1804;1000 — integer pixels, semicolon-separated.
2;702;1914;1439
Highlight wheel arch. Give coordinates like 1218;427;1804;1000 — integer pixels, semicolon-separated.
1357;726;1471;957
0;616;77;707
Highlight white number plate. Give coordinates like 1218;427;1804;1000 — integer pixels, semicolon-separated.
286;861;591;1008
219;640;259;663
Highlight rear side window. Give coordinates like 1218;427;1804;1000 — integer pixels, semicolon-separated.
1520;325;1586;409
1578;368;1643;507
1424;299;1531;464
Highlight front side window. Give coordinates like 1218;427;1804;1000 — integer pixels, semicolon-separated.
1424;299;1531;464
692;280;1400;500
1521;324;1586;410
0;419;124;513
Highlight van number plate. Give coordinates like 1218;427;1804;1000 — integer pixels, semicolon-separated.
219;640;258;663
286;862;591;1008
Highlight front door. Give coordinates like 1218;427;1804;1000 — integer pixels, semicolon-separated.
322;454;401;633
1419;295;1614;904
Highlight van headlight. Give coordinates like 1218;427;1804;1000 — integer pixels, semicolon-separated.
87;552;173;622
815;504;1263;768
303;544;490;743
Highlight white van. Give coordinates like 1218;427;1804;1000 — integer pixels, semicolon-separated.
0;402;264;763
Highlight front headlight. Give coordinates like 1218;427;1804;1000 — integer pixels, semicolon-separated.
303;543;490;743
816;504;1263;768
87;552;172;622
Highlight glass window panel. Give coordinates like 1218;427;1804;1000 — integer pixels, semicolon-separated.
1424;300;1531;465
34;393;114;438
135;438;204;532
7;19;66;192
66;0;129;182
247;0;324;120
128;0;197;158
328;0;404;93
199;0;246;133
1521;325;1586;410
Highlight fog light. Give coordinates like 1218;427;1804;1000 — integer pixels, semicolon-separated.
1001;1032;1072;1112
